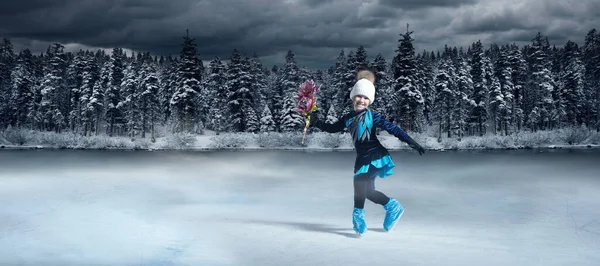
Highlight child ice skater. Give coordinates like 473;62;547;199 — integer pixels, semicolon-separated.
307;69;425;235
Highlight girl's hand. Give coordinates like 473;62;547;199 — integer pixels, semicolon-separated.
405;136;425;155
306;111;321;128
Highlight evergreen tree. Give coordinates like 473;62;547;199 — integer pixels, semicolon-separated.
469;40;488;136
560;41;585;126
159;58;178;125
39;43;67;132
326;105;338;124
488;76;504;135
370;53;393;119
206;57;227;133
492;45;514;135
276;50;302;132
250;53;268;111
582;29;600;130
527;32;555;131
259;105;276;132
433;58;456;138
66;51;86;132
9;51;34;128
507;44;527;132
417;53;435;126
354;46;368;70
331;50;348;115
139;63;161;141
79;69;94;135
392;24;424;131
244;104;259;133
340;50;357;114
121;65;140;138
170;31;202;132
88;61;109;135
225;49;255;132
454;58;474;138
279;91;304;132
105;47;125;136
0;38;16;129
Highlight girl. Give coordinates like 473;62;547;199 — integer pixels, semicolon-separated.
308;74;425;235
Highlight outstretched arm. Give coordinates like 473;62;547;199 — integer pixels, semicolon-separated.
373;112;410;141
309;112;346;133
373;112;425;155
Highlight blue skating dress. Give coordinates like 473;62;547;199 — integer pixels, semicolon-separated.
313;108;412;178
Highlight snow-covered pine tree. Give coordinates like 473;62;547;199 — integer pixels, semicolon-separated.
139;63;161;141
312;69;330;114
79;68;94;136
9;50;34;128
354;46;369;71
433;58;456;138
259;105;276;132
13;49;40;130
416;51;435;126
170;31;202;133
560;41;585;127
488;76;504;135
225;49;255;132
527;32;555;131
370;53;394;119
339;46;369;114
339;50;357;114
0;38;16;129
325;105;338;124
244;103;259;133
120;64;141;139
508;44;527;132
454;58;475;139
66;51;86;132
250;53;268;113
296;66;313;86
469;40;489;136
39;43;67;133
158;57;178;126
548;46;566;129
88;61;109;136
493;45;515;135
82;52;100;134
205;57;227;133
105;47;125;136
279;91;304;132
276;50;302;132
582;29;600;130
392;25;425;132
330;50;347;115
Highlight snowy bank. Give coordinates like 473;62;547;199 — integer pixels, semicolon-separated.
1;126;599;152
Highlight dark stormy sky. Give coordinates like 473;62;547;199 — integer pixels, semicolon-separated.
1;0;598;69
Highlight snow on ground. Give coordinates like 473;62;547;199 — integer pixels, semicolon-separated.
1;149;599;266
1;126;599;151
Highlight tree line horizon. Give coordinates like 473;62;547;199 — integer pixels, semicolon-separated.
0;26;598;142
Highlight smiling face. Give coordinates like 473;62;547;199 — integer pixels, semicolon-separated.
353;95;370;112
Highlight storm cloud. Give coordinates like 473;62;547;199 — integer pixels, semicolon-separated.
0;0;597;69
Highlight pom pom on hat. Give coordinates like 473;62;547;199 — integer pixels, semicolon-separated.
350;78;375;103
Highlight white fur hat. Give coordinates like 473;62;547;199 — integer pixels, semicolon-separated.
350;78;375;103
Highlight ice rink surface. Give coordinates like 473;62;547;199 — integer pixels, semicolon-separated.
1;149;599;266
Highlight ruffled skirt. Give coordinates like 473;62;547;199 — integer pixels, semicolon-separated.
353;150;395;178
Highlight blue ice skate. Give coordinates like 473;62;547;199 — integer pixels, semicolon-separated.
352;208;367;235
383;198;403;231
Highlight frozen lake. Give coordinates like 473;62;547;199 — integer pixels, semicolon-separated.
1;148;600;266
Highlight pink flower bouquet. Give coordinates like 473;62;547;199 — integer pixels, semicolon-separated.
295;80;321;144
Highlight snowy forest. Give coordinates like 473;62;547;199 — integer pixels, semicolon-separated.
0;27;599;144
